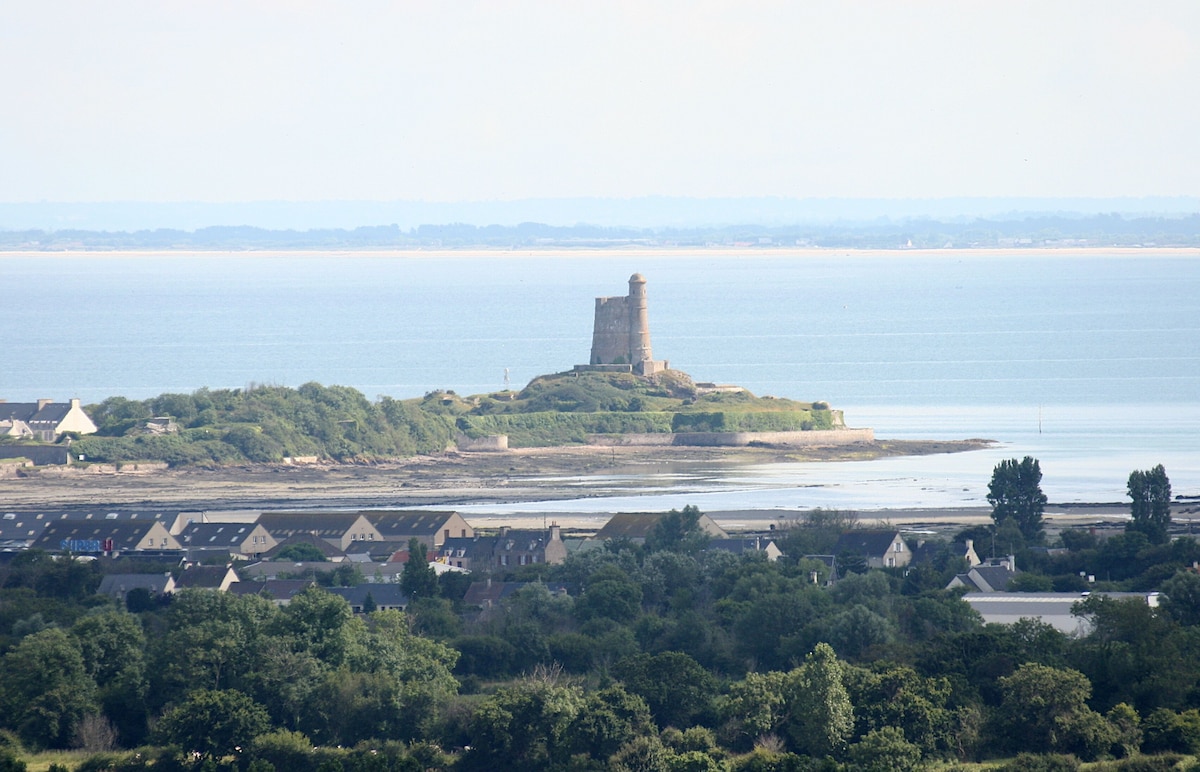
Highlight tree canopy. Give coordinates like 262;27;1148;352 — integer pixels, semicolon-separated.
1127;464;1172;543
987;456;1048;541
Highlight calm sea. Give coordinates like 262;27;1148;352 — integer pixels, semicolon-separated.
2;250;1198;509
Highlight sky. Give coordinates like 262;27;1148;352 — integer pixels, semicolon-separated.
3;2;1199;206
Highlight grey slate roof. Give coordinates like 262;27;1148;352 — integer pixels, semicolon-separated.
0;402;73;428
0;513;50;545
363;510;459;537
440;536;499;560
257;511;364;539
834;530;901;556
31;520;176;551
952;564;1018;592
593;513;667;540
174;565;236;589
180;523;255;548
98;573;173;596
708;538;774;555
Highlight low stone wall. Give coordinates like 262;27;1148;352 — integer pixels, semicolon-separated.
36;461;170;476
588;428;874;448
0;445;71;465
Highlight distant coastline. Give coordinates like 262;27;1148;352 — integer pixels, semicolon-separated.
3;246;1200;260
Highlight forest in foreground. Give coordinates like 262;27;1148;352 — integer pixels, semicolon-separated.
5;501;1200;771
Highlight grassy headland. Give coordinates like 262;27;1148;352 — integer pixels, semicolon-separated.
59;371;845;467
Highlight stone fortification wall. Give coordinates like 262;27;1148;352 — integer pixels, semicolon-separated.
588;428;874;448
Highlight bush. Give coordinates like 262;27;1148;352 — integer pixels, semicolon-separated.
996;754;1081;772
0;748;25;772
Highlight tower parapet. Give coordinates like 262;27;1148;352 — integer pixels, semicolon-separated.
579;273;669;376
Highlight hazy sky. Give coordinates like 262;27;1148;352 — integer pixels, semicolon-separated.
3;2;1198;203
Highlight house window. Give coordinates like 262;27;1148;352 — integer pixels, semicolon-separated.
887;557;895;567
501;555;508;566
461;529;467;537
894;541;903;552
368;533;374;541
444;529;450;540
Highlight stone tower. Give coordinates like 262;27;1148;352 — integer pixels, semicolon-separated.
585;273;669;375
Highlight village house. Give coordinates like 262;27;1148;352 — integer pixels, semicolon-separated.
0;398;98;441
179;522;276;560
948;555;1019;592
363;510;475;550
707;536;784;562
257;511;382;552
173;563;241;592
834;529;911;569
436;535;500;572
32;520;182;554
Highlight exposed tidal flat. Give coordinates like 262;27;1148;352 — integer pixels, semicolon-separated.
3;248;1198;524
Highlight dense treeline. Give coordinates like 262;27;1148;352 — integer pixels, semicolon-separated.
7;510;1200;770
73;383;456;465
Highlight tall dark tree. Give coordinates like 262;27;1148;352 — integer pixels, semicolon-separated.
987;456;1047;541
401;538;438;600
1127;464;1172;543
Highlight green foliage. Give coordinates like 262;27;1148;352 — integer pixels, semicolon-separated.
79;383;455;466
0;748;24;772
784;643;854;757
645;506;712;555
458;410;672;446
0;627;96;749
995;754;1081;772
273;543;328;562
995;662;1115;760
846;726;922;772
400;539;438;601
612;651;716;728
988;456;1048;541
154;689;270;759
1127;465;1172;544
670;411;817;433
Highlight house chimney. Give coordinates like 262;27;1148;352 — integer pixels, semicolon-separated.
550;523;561;541
70;398;81;409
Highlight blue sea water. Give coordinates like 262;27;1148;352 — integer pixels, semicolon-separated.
2;250;1198;508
